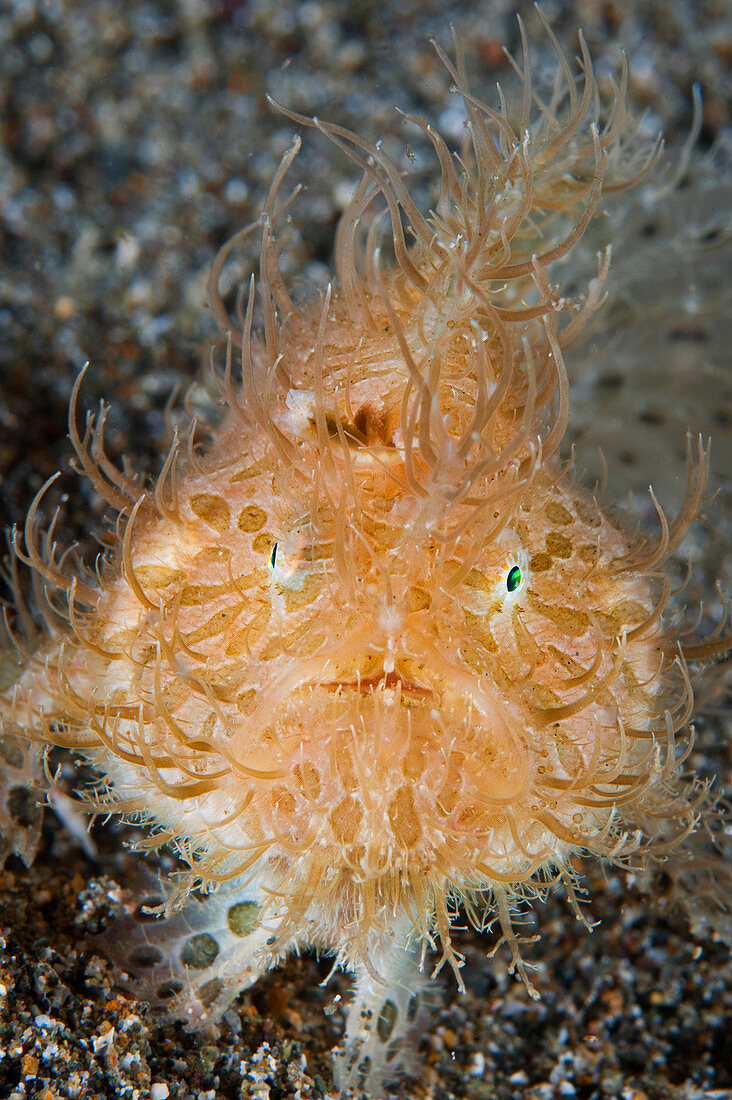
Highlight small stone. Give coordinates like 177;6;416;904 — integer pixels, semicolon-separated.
54;296;76;321
21;1053;39;1077
469;1051;486;1076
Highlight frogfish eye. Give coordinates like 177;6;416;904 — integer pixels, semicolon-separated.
269;543;279;569
506;564;523;593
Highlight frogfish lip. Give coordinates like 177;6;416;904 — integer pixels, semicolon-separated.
320;670;435;699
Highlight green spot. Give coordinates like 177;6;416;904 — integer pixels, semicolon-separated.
506;564;523;593
376;1000;398;1042
227;900;261;937
0;739;25;770
8;786;41;827
181;933;220;970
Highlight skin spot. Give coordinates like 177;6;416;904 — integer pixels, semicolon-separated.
402;743;426;780
225;607;272;657
133;564;182;589
198;978;225;1007
347;843;366;866
273;787;297;817
293;761;322;800
130;946;164;968
388;785;422;848
464;568;491;591
529;552;554;573
283;574;324;612
557;737;584;776
136;643;158;666
406;585;432;612
546;644;584;675
336;750;357;791
456;804;484;829
357;1057;372;1081
438;754;464;815
179;582;225;606
330;795;364;844
599;600;650;632
545;501;574;525
189;492;231;532
235;689;257;714
574;498;602;527
376;1000;398;1042
396;657;430;682
385;1038;405;1062
527;592;590;637
460;641;491;673
463;610;499;652
184;603;244;645
227;901;261;937
180;934;220;969
229;458;269;482
0;739;25;770
238;504;268;532
156;981;185;1001
192;546;231;567
252;531;275;554
8;787;41;828
545;532;573;559
259;635;284;661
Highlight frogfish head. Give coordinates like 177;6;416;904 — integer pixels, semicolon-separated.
134;249;695;974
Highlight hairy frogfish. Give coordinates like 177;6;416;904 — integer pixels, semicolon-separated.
1;18;729;1096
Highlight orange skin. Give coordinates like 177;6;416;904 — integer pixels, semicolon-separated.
0;20;724;1095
